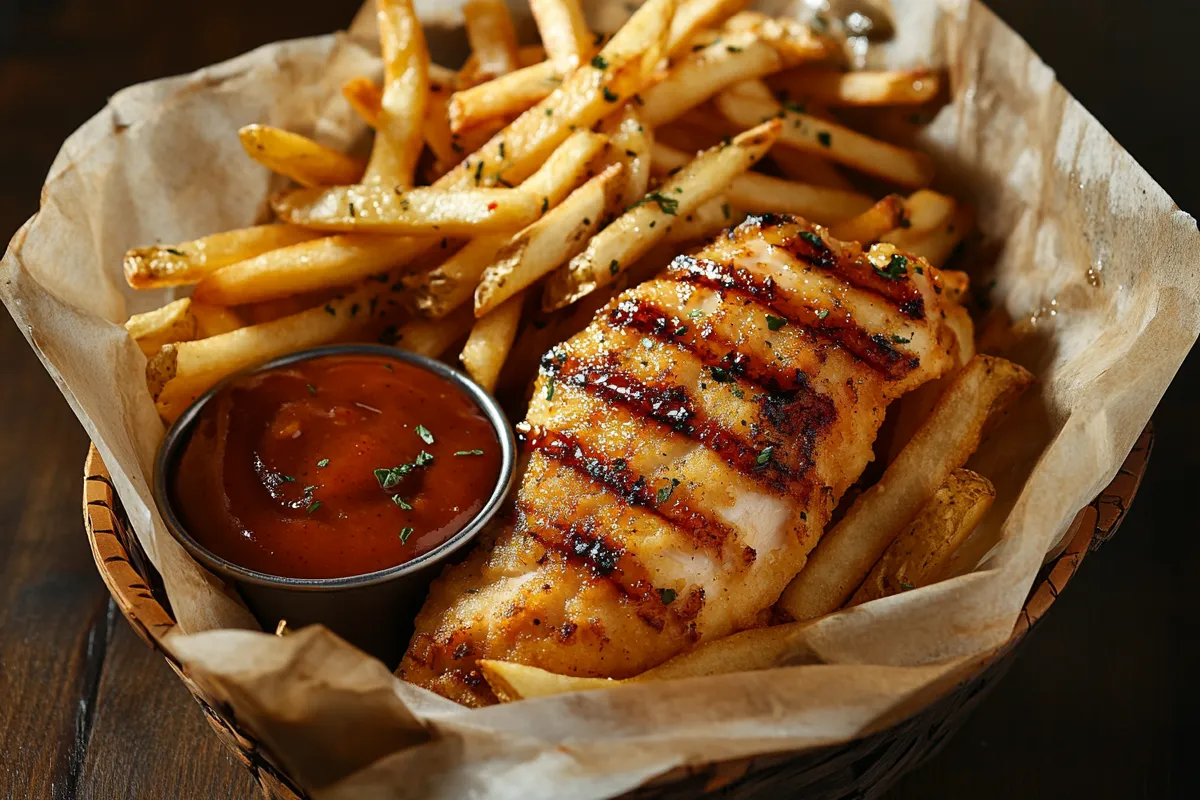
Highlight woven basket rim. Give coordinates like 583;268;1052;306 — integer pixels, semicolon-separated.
80;423;1155;798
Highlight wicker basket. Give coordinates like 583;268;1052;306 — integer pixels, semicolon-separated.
82;424;1153;799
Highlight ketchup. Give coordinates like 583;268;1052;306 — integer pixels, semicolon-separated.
171;354;502;579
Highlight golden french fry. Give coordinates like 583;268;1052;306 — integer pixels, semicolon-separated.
343;72;463;173
449;61;568;134
543;120;780;311
661;196;743;245
901;204;974;268
715;89;935;188
479;660;617;702
238;288;344;325
459;44;547;89
365;0;429;185
530;0;593;72
125;298;197;357
342;76;383;128
597;105;653;215
770;67;942;107
460;292;524;391
650;142;872;224
270;185;541;236
413;130;611;317
881;189;956;247
439;0;676;189
666;0;754;58
191;303;244;337
641;20;836;127
192;235;419;306
391;303;475;358
464;0;521;79
477;163;625;317
829;194;906;243
237;125;365;187
850;469;995;605
123;225;321;289
778;355;1035;622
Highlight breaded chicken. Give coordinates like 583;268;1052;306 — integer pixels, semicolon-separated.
400;214;962;705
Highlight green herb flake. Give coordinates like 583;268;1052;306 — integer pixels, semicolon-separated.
399;527;414;543
473;160;485;184
632;191;680;216
656;478;681;504
765;314;788;331
414;451;434;467
658;588;677;605
545;108;554;116
799;230;823;248
673;325;688;336
497;141;505;159
415;424;435;445
817;131;832;147
755;445;775;467
914;265;924;274
899;581;916;591
591;54;608;70
164;247;186;256
348;201;356;218
730;386;745;399
602;86;618;102
687;309;706;320
721;203;731;220
392;496;413;510
455;449;485;456
726;45;742;53
890;334;912;344
609;259;620;275
874;253;909;280
317;459;330;467
545;375;556;401
816;309;830;320
306;500;322;514
709;366;734;383
541;196;549;213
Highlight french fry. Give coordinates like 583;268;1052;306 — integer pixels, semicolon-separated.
270;185;541;236
641;21;836;127
125;298;197;357
662;196;743;245
597;105;652;214
476;163;625;317
192;235;420;306
770;67;942;107
364;0;429;185
237;125;366;187
715;89;936;188
191;303;244;337
449;61;568;134
530;0;593;72
460;292;524;391
543;120;780;311
880;189;956;247
850;469;995;605
665;0;754;58
459;44;548;89
829;194;905;243
901;204;974;268
650;142;872;224
479;660;617;702
239;289;344;326
342;76;383;128
464;0;521;79
439;0;676;189
413;130;610;317
122;225;321;289
391;303;475;358
778;355;1035;622
344;72;463;173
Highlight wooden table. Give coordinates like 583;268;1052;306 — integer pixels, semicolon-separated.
0;1;1195;797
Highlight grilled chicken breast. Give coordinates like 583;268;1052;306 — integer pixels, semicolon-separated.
401;214;961;705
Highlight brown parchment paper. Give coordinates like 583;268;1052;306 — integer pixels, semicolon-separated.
3;1;1199;797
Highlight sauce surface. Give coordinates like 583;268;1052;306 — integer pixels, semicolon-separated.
172;354;502;579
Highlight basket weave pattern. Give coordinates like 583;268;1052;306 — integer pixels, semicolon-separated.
81;424;1153;799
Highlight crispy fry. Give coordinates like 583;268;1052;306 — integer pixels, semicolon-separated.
460;292;524;391
125;298;197;357
850;469;995;605
365;0;429;185
543;120;780;311
829;194;906;243
770;67;942;107
464;0;521;80
778;355;1035;622
191;303;244;337
715;89;935;187
123;225;320;289
901;204;974;267
641;21;836;126
440;0;676;189
391;303;475;358
413;130;611;318
192;235;421;306
662;196;743;245
530;0;593;72
666;0;753;58
237;125;365;187
449;61;567;134
477;163;625;317
650;142;872;224
881;189;956;247
597;105;653;215
271;185;541;236
342;76;383;128
479;660;616;702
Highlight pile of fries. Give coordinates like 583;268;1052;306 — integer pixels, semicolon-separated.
123;0;1034;698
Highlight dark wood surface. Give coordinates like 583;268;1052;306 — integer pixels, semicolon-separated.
0;1;1195;797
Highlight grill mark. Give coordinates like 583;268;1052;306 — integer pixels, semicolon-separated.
519;425;736;557
666;254;917;380
733;213;927;318
547;352;805;495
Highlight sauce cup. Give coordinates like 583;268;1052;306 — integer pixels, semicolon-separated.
153;344;517;668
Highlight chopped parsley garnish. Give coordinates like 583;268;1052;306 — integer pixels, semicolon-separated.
392;496;413;510
658;588;677;605
756;445;775;467
730;386;745;399
473;160;485;184
373;451;434;489
280;475;296;483
765;314;788;331
816;309;830;320
721;203;731;220
591;54;608;70
164;247;186;256
674;325;688;336
687;309;706;320
497;141;505;158
656;478;681;504
632;191;679;215
899;581;916;591
709;366;734;383
612;458;627;471
454;450;485;456
306;383;317;395
784;101;807;114
799;230;824;248
726;45;742;52
875;253;909;280
317;459;330;467
399;527;414;543
602;86;618;102
545;108;554;116
610;259;620;275
545;375;556;401
890;334;912;344
348;201;356;218
817;131;832;147
415;424;435;444
306;500;322;514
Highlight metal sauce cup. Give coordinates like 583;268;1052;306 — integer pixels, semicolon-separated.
153;344;516;668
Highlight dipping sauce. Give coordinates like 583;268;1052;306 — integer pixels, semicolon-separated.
171;354;503;579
